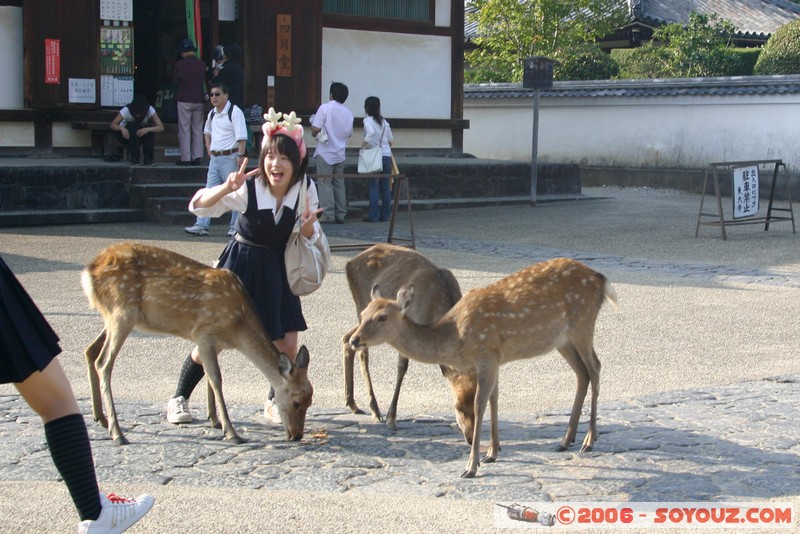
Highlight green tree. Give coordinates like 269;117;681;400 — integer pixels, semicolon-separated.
465;0;628;83
616;13;738;78
753;20;800;75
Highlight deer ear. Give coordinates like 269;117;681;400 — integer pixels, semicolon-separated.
278;353;293;378
370;284;383;300
295;346;310;369
396;284;415;312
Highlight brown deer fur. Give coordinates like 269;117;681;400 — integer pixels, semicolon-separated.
350;257;616;478
81;242;313;445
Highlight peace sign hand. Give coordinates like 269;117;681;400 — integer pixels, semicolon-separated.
225;157;259;192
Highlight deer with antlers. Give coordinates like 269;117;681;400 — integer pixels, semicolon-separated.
350;257;617;478
81;242;313;445
342;244;477;441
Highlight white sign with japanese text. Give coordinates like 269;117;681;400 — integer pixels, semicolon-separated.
733;166;759;219
68;79;96;104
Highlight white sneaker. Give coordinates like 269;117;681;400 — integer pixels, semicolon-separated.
184;225;209;236
264;397;282;425
167;396;192;424
77;492;155;534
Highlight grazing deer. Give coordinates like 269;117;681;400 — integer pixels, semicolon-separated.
350;257;617;478
81;242;313;445
342;244;477;441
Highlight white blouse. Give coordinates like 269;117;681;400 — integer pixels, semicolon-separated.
189;175;322;239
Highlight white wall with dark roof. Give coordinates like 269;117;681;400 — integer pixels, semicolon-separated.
464;76;800;170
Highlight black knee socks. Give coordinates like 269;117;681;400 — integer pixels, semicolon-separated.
44;413;102;521
174;354;205;399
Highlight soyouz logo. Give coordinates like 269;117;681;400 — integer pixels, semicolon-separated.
494;502;795;529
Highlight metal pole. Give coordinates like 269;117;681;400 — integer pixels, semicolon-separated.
530;88;540;206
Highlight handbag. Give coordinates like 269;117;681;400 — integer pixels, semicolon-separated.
358;122;386;174
390;153;400;175
284;177;331;296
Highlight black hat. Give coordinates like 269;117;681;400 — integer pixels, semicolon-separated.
177;38;197;53
223;43;243;62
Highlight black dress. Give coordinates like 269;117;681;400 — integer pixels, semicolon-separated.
0;256;61;384
215;177;307;340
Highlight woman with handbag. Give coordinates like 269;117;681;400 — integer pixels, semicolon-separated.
361;96;394;222
165;109;324;425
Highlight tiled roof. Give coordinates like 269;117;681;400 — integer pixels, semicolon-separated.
465;0;800;41
636;0;800;38
464;75;800;98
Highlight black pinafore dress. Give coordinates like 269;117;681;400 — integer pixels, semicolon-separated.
0;256;62;383
215;178;307;340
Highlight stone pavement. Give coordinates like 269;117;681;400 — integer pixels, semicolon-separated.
1;186;799;532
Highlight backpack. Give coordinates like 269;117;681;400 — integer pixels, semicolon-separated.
210;104;255;156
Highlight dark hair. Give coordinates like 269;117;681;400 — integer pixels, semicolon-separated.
259;133;309;189
127;95;150;121
209;81;229;95
364;96;383;125
329;82;349;104
223;43;243;63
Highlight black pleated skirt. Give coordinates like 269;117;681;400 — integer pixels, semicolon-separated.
216;240;307;340
0;256;61;384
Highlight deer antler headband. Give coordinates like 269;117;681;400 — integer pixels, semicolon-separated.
262;107;307;159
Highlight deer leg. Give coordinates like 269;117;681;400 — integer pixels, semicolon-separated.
358;349;383;423
342;327;365;415
84;329;107;429
197;347;243;444
96;319;135;446
482;374;500;464
384;355;409;431
556;343;590;452
580;349;601;452
462;364;498;479
206;379;221;429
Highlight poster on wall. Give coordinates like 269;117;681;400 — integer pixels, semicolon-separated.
100;0;133;22
69;79;96;104
45;39;60;84
101;26;134;75
101;75;134;107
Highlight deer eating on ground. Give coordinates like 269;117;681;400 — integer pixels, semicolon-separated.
81;242;313;445
342;244;477;441
350;257;617;478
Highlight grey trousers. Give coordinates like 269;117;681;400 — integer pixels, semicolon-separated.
177;101;205;162
314;156;347;222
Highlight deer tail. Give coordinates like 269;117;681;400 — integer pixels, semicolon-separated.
81;268;98;310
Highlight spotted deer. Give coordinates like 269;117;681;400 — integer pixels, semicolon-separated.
342;244;477;441
350;257;617;478
81;242;313;445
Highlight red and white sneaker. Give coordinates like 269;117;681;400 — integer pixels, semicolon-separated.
77;492;155;534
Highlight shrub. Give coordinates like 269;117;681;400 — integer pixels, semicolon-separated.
754;20;800;74
555;44;619;81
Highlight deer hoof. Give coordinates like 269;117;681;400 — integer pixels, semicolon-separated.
482;454;496;464
461;469;477;479
113;435;129;446
226;434;245;444
385;419;397;431
580;444;593;453
555;443;569;452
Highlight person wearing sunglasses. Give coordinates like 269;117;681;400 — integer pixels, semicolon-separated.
184;82;248;237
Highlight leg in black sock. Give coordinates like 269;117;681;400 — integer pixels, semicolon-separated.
44;413;102;521
174;353;205;399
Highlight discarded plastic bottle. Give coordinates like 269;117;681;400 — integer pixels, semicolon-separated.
497;503;555;526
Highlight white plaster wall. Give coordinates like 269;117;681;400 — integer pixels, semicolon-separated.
53;123;91;148
321;28;452;131
0;6;24;110
464;94;800;171
0;123;33;146
435;0;451;27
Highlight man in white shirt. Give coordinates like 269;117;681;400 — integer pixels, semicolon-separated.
311;82;354;223
184;82;248;237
